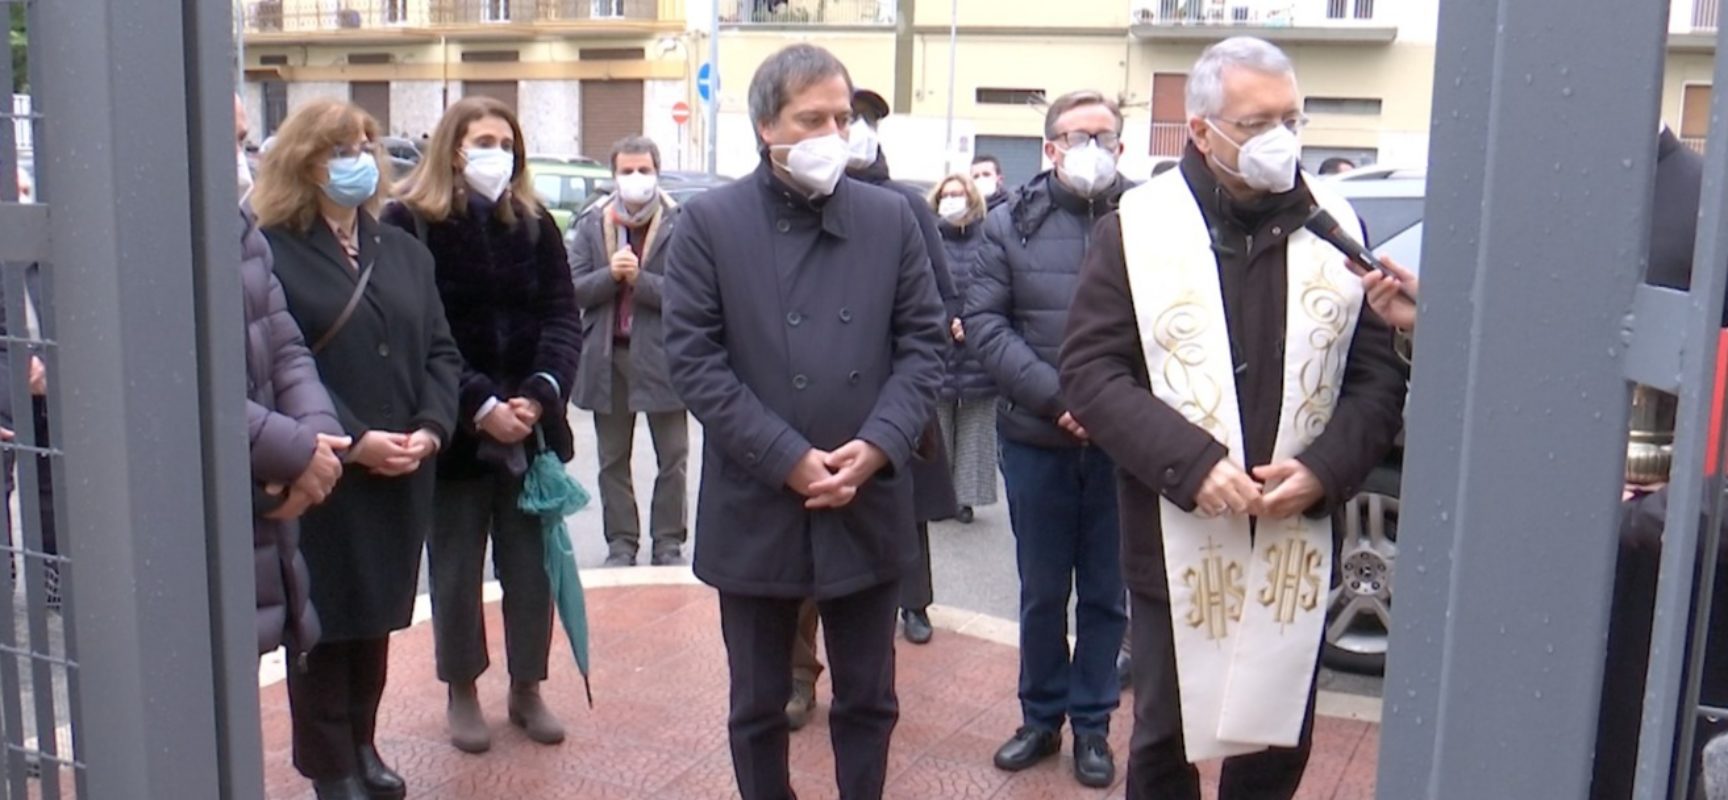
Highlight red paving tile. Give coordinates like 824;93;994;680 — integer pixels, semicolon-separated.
261;583;1379;799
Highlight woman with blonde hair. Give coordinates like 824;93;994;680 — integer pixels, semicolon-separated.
928;173;999;523
382;96;582;755
255;98;462;800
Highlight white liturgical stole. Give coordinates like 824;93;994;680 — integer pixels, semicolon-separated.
1117;170;1364;762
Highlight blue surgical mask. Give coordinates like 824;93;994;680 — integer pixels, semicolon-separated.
323;152;379;208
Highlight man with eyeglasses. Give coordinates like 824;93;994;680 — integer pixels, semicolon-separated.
963;89;1133;788
1058;37;1404;799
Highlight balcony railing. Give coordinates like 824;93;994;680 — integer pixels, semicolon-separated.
1150;122;1188;157
244;0;666;34
1131;0;1379;28
1692;0;1718;31
720;0;894;26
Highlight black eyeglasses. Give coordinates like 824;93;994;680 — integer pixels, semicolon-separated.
1051;130;1121;150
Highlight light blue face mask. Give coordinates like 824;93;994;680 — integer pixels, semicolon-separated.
323;152;379;208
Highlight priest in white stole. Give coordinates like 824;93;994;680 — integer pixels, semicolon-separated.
1058;37;1407;800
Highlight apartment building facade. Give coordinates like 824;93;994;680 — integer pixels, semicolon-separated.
240;0;696;166
243;0;1720;184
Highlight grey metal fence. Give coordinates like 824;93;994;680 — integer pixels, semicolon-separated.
0;0;264;797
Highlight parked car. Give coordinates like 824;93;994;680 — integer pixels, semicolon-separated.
562;172;731;255
528;156;612;232
1323;172;1425;675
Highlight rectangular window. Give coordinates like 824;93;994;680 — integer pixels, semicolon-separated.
591;0;625;17
347;53;392;65
580;48;646;61
482;0;511;22
975;88;1046;106
461;50;521;63
1305;97;1383;116
384;0;408;24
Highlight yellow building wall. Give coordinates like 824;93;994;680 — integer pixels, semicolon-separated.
906;34;1132;138
712;31;897;116
912;0;1126;31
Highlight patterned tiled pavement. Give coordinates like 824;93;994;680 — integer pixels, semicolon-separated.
260;581;1379;800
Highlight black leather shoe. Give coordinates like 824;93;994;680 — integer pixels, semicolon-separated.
993;726;1061;772
1073;733;1116;788
650;548;685;567
312;776;368;800
901;609;933;645
1116;649;1133;691
603;551;636;568
956;505;975;524
357;745;406;800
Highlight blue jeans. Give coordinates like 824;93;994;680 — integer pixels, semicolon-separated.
999;439;1127;735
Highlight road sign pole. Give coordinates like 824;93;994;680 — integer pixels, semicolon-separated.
706;0;719;176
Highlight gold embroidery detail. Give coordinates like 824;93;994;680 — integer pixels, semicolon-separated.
1183;537;1245;641
1154;294;1230;445
1293;262;1354;445
1258;535;1324;629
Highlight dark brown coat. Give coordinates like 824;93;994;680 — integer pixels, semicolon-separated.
1059;149;1407;595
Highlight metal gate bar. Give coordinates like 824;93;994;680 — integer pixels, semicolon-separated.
1378;0;1672;796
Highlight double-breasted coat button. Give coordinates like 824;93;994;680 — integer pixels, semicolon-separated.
848;371;861;385
746;450;760;463
377;343;390;357
787;312;803;327
776;219;791;233
838;308;853;323
1163;467;1180;486
792;374;809;390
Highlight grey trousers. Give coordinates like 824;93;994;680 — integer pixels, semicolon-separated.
429;472;552;684
594;347;689;557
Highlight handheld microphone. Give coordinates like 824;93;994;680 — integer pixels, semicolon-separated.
1303;207;1393;278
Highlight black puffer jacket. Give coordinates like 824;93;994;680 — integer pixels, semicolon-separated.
242;207;341;657
964;170;1131;447
939;219;994;401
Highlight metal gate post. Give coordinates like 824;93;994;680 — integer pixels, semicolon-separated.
30;0;253;796
1377;0;1670;796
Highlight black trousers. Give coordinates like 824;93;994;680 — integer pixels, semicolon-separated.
719;580;901;800
1124;586;1318;800
899;522;932;612
3;396;56;555
287;636;391;781
1590;490;1728;800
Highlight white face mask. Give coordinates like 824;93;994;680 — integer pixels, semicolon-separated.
973;176;999;197
1057;142;1118;198
846;119;880;170
772;133;849;198
1206;121;1300;194
616;172;658;206
236;147;255;201
937;196;968;223
462;147;515;202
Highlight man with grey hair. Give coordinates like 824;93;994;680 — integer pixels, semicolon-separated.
964;88;1133;788
569;134;690;569
1060;36;1405;799
664;42;946;800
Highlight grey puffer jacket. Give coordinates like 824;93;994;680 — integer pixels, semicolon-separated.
963;170;1131;447
242;207;341;658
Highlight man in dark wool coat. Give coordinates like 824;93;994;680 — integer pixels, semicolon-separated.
662;43;946;800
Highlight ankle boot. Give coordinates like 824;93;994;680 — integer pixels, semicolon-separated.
507;680;566;745
355;743;405;799
446;682;491;754
311;776;367;800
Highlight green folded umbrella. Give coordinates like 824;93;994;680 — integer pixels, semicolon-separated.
517;427;594;706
